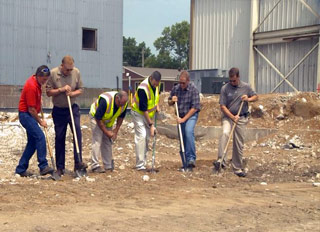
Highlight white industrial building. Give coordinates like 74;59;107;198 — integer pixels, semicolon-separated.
190;0;320;93
0;0;123;89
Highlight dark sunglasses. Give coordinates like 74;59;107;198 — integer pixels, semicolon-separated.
229;79;237;83
179;81;187;84
66;68;73;72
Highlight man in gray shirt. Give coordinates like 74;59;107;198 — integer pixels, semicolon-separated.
46;55;87;176
214;67;258;177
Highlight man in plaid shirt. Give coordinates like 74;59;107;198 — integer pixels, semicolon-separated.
168;71;200;169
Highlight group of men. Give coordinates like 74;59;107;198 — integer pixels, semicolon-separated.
16;55;258;178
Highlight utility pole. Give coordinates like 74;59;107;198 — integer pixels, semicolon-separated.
141;47;145;67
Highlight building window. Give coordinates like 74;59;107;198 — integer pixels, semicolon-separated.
82;28;97;50
160;82;165;92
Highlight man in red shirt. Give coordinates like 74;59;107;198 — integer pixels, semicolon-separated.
15;65;54;177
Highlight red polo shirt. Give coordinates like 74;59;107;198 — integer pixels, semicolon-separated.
19;75;42;113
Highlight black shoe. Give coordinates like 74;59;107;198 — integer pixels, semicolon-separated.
188;160;196;168
75;162;88;171
213;160;226;170
235;171;246;178
92;166;106;173
16;171;33;177
40;166;54;176
56;169;64;177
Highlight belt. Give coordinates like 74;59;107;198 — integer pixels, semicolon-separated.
239;112;249;117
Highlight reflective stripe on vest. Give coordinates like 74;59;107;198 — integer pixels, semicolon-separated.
90;91;127;127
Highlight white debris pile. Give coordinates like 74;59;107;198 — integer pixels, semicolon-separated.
0;122;26;156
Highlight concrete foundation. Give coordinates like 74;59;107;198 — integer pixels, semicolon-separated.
157;124;278;142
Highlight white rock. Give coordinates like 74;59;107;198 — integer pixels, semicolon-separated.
259;105;264;110
312;182;320;187
127;122;135;129
119;165;125;170
73;177;80;182
86;176;95;182
316;173;320;179
142;175;150;182
260;182;268;185
301;98;307;103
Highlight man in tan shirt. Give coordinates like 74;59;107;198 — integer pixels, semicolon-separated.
46;55;87;176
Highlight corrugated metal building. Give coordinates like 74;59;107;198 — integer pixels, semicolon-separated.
0;0;123;88
190;0;320;93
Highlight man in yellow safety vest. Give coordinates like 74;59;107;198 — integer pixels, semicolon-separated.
89;91;128;173
131;71;161;171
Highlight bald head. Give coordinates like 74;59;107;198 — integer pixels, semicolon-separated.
62;55;74;65
61;55;75;76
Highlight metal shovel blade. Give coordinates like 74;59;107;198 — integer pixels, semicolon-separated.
75;168;87;178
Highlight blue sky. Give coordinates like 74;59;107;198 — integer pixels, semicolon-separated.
123;0;190;54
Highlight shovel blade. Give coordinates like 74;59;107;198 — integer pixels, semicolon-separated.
75;168;87;178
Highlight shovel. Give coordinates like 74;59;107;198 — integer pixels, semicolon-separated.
215;101;244;172
175;102;188;172
67;95;87;178
40;109;61;181
151;112;158;173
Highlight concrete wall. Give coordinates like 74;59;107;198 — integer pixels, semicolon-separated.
0;85;113;108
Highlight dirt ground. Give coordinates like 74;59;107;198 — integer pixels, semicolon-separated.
0;92;320;232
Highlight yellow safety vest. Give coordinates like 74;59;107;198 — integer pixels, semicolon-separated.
90;91;128;128
132;78;159;118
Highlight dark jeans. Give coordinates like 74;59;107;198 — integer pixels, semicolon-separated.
16;112;48;174
52;104;82;170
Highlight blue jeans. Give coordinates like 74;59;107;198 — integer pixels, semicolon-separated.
179;112;198;163
15;112;48;174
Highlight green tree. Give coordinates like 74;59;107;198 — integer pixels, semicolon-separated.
123;36;151;67
147;21;189;69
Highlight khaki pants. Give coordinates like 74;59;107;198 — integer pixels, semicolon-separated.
217;116;248;171
90;117;113;170
131;110;151;169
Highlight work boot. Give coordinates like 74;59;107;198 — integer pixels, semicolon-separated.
213;160;226;170
234;170;247;178
74;162;88;171
40;166;54;176
16;171;34;177
56;169;64;177
92;166;106;173
188;160;196;168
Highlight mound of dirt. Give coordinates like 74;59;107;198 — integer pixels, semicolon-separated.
159;92;320;130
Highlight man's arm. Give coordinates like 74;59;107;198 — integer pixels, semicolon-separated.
28;107;47;128
66;89;83;97
242;94;258;102
220;105;238;122
178;108;198;124
96;119;113;138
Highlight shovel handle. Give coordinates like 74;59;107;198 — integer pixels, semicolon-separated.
222;101;245;155
40;109;54;159
67;95;80;154
175;102;185;153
